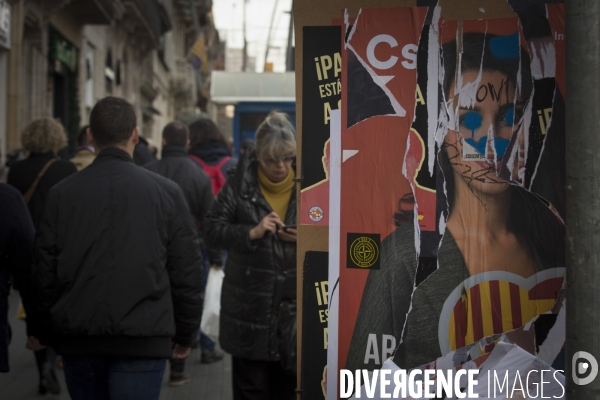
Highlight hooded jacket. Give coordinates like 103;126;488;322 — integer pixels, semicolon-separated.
189;142;237;177
204;152;296;361
31;148;204;358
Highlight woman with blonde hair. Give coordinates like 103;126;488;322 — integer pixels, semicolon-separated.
205;111;297;400
7;117;76;395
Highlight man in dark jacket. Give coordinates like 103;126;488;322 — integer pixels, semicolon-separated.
144;122;214;236
0;183;36;373
29;97;204;400
144;121;222;385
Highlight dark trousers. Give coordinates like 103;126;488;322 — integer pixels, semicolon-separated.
63;356;166;400
0;293;10;372
232;356;295;400
169;357;186;374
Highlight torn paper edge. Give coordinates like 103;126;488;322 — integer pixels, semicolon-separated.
327;109;342;400
342;149;359;162
457;21;488;161
426;6;442;175
537;298;566;365
346;42;407;117
344;8;360;49
396;5;441;357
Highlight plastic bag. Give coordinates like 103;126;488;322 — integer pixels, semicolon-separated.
201;267;224;342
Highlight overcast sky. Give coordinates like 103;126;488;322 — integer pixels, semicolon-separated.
212;0;294;72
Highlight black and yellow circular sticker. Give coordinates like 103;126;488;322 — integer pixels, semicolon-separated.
347;233;380;269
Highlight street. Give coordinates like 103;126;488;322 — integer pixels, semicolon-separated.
0;290;233;400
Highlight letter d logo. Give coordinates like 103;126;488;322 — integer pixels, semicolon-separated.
573;351;599;385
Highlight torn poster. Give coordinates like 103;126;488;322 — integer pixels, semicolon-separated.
336;5;566;398
337;2;429;385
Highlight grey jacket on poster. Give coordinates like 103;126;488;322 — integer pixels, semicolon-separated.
345;222;469;372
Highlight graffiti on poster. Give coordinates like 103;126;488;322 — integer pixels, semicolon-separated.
331;3;566;398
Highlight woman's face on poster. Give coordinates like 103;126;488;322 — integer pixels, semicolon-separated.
444;69;522;196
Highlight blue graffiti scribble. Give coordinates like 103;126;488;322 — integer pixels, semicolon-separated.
490;33;520;60
464;112;482;133
505;107;515;126
464;137;488;156
494;137;510;158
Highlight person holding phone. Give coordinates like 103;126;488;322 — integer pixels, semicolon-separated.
205;111;297;400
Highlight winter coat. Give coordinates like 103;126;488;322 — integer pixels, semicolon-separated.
204;153;296;361
133;137;157;166
0;183;36;372
7;152;77;230
189;142;237;177
144;145;221;265
31;148;204;358
144;145;213;229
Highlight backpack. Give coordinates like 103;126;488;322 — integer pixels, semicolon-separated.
190;155;230;196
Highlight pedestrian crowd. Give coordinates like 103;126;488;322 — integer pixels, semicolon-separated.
0;96;298;400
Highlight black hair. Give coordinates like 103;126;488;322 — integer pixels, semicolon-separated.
442;32;533;103
189;118;229;150
162;121;189;146
89;97;137;147
396;32;564;271
441;32;563;270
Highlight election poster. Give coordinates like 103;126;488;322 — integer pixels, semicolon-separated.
338;2;429;385
330;3;566;398
300;26;342;226
301;251;330;399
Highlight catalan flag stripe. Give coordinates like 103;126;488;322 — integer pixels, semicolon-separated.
509;282;522;328
453;300;465;349
471;285;483;341
489;280;503;334
479;281;494;338
499;280;514;332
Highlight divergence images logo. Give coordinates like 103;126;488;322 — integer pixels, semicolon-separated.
347;233;380;270
573;351;598;385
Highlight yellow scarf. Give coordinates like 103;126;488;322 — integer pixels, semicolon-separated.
258;167;294;220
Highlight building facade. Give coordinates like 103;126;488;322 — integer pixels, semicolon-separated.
1;0;222;167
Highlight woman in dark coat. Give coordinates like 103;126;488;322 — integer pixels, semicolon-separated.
8;118;77;229
7;117;76;395
205;111;297;400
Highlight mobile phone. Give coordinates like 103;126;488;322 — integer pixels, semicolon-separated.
283;225;297;232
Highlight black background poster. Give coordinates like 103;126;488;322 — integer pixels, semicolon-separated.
301;251;329;400
301;26;341;190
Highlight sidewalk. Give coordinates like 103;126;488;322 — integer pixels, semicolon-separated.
0;290;232;400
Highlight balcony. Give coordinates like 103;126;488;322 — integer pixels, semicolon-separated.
46;0;120;24
171;57;196;96
122;0;172;46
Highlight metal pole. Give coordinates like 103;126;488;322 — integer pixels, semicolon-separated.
566;0;600;398
263;0;279;71
285;1;294;71
242;0;248;72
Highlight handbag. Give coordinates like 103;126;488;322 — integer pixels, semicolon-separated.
200;267;224;342
23;159;57;204
278;300;297;375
